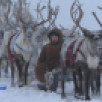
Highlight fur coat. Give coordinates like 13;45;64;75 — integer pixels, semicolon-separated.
35;28;63;82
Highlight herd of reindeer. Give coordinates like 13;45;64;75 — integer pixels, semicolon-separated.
1;0;102;101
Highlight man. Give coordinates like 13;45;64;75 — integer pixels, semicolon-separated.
35;28;63;91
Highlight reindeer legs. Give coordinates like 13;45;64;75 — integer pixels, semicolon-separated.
96;68;101;94
11;63;15;86
61;68;66;98
15;58;23;87
84;68;90;100
24;62;29;85
4;58;9;77
0;59;1;78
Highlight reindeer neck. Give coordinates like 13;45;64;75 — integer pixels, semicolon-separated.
86;39;98;56
21;32;31;45
22;32;26;42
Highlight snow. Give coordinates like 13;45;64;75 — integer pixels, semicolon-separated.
0;77;63;102
0;74;102;102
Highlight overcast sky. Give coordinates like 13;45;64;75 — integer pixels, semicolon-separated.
26;0;102;30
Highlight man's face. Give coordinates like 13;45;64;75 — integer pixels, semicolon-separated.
50;35;59;43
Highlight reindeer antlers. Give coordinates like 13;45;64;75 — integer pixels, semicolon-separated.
34;0;59;29
92;12;102;28
35;1;46;20
47;0;59;28
70;0;83;31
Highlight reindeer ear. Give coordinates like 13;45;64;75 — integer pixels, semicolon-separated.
82;28;94;39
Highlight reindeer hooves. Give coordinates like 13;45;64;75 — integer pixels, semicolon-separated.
5;74;9;78
75;95;85;100
19;84;24;87
11;83;15;87
96;90;100;96
61;93;66;99
18;82;24;87
85;96;90;100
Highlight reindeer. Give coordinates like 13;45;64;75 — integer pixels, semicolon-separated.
0;0;12;77
1;0;59;87
60;0;102;100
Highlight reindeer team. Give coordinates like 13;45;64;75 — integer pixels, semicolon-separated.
0;0;102;101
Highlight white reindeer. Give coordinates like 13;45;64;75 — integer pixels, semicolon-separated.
60;1;102;100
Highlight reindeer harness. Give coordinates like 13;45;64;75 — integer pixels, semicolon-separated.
66;39;84;65
7;34;27;62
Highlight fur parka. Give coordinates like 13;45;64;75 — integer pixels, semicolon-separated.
35;28;63;82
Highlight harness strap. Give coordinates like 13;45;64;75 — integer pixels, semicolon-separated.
66;39;85;65
78;49;86;60
14;35;27;52
69;40;77;61
15;43;25;52
7;35;15;62
66;40;77;65
74;39;85;60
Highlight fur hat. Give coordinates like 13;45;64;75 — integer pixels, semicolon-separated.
48;28;62;39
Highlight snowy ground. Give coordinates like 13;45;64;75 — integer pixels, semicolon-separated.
0;71;102;102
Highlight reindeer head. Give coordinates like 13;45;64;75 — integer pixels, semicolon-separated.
70;0;102;55
22;23;34;38
82;28;102;49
